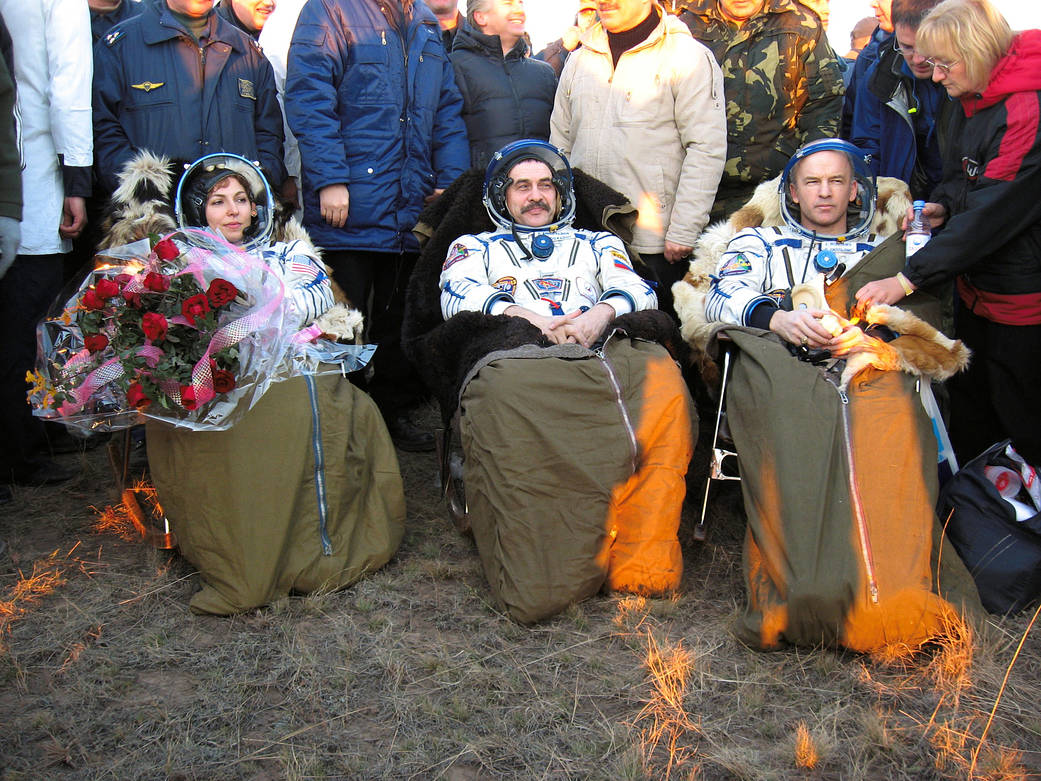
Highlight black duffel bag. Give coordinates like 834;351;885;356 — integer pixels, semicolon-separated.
938;440;1041;614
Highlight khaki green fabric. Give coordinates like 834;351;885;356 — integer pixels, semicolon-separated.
724;330;977;651
147;374;405;615
460;339;696;624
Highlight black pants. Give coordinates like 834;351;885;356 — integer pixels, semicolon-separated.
949;307;1041;466
639;252;687;324
0;254;64;479
322;249;426;418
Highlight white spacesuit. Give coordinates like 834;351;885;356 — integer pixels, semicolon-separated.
439;227;657;321
706;138;881;329
438;141;657;323
705;226;881;327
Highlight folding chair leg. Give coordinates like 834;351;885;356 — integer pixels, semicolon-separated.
694;349;740;541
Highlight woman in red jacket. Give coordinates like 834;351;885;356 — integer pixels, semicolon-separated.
856;0;1041;467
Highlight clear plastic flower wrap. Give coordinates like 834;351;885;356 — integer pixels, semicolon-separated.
28;229;374;433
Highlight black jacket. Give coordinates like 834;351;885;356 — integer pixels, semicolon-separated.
905;30;1041;320
449;26;556;169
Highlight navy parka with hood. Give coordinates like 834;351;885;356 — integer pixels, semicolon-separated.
450;25;556;169
285;0;469;254
92;0;286;194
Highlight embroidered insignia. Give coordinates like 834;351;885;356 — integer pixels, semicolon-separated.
719;253;752;277
493;276;517;295
130;81;165;92
530;278;564;296
442;242;476;271
610;249;633;271
105;30;124;46
238;78;256;100
766;289;788;305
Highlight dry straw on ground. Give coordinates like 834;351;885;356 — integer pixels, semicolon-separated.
1;406;1039;779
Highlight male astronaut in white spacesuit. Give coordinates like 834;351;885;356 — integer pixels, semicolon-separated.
705;138;881;357
439;140;657;347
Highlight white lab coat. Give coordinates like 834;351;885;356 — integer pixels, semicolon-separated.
0;0;92;255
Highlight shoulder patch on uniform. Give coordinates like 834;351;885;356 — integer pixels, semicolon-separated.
609;249;633;271
130;81;165;92
105;30;125;46
493;276;517;295
719;253;752;277
238;78;256;100
443;242;476;271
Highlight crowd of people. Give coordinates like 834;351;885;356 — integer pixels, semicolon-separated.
0;0;1038;636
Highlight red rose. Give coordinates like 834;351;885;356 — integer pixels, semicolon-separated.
141;312;168;341
114;273;133;288
81;290;106;310
179;385;198;410
126;382;150;410
153;238;179;261
95;279;121;300
122;290;142;308
181;293;211;325
143;272;171;292
212;369;236;394
206;278;239;307
83;333;109;353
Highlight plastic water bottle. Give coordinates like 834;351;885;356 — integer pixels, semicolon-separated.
905;200;931;258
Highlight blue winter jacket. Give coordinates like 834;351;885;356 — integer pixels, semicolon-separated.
93;0;286;194
840;26;888;139
285;0;469;253
851;38;946;197
90;0;142;45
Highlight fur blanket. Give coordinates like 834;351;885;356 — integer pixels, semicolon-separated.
402;168;687;425
671;174;968;388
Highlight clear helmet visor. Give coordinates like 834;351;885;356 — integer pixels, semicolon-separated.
778;139;876;241
482;139;576;232
174;153;274;251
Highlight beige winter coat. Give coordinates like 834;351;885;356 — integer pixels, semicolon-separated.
550;7;726;255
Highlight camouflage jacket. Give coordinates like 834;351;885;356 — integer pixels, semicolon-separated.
679;0;843;213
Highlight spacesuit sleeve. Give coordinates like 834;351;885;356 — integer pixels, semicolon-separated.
262;240;336;328
439;234;513;320
704;228;777;326
592;233;658;314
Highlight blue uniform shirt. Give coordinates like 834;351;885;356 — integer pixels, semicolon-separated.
92;0;286;194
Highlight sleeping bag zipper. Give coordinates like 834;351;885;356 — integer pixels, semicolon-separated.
594;331;639;474
834;385;879;604
305;374;333;555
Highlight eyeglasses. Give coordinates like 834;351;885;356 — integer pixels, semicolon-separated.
924;57;961;75
893;39;920;56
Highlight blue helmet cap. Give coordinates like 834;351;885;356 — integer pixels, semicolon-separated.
778;138;876;241
482;139;576;231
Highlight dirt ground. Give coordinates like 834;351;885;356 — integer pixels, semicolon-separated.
1;406;1040;780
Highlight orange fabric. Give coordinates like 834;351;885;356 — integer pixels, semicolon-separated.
605;351;694;594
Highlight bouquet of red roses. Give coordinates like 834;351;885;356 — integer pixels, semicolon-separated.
30;230;297;432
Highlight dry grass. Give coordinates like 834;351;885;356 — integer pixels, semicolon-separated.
1;408;1040;779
